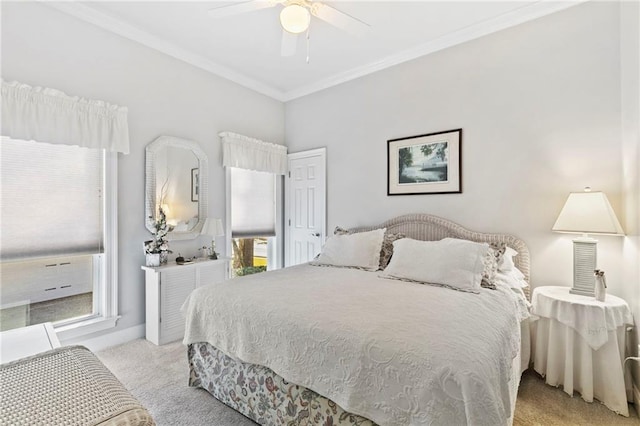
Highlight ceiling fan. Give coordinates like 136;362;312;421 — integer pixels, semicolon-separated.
208;0;370;58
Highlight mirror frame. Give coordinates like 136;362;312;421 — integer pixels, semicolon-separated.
145;135;208;241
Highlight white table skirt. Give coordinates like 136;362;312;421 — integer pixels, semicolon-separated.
532;286;632;350
531;317;630;416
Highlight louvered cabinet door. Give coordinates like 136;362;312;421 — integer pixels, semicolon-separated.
142;258;229;345
158;268;196;344
197;261;228;287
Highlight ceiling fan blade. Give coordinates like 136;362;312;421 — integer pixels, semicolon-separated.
311;2;370;38
281;30;298;57
208;1;280;19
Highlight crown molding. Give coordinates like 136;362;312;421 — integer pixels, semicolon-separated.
43;1;287;101
281;0;587;101
44;0;586;103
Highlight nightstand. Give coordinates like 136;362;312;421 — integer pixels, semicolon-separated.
531;286;633;416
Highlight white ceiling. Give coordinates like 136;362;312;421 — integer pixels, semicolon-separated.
48;1;583;101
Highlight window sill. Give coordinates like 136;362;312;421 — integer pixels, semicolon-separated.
54;315;120;341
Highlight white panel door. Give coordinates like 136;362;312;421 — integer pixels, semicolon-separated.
285;148;326;267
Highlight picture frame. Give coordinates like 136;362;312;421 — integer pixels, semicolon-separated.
387;128;462;196
191;168;199;202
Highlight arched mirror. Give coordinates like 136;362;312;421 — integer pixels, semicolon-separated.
145;136;208;240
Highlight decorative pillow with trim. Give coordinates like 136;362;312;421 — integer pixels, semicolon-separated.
334;226;405;270
381;238;488;293
379;231;406;269
442;238;500;289
480;248;499;290
311;228;386;271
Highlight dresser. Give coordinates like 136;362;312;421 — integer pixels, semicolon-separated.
1;255;94;307
142;258;229;345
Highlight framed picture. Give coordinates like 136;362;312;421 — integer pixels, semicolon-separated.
191;168;199;202
387;128;462;195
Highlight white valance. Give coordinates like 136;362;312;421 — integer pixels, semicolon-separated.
220;131;287;174
1;80;130;154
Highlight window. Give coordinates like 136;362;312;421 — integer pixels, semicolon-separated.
220;131;287;276
229;167;277;276
0;79;126;339
0;138;118;336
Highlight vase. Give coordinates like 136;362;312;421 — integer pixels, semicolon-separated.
146;253;160;267
595;275;606;302
160;250;169;265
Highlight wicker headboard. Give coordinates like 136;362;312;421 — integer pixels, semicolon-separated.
350;214;531;299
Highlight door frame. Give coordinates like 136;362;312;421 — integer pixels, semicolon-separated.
284;147;327;267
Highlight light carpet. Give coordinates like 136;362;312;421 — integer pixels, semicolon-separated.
96;339;639;426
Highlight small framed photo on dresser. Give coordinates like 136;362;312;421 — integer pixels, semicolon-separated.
387;128;462;195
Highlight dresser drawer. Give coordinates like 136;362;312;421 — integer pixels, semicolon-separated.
1;255;94;306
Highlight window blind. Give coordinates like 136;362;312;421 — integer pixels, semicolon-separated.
230;167;275;238
0;138;104;260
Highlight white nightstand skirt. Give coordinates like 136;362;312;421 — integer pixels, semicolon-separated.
531;317;630;416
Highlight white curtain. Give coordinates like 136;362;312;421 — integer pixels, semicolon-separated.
220;131;287;175
1;79;130;154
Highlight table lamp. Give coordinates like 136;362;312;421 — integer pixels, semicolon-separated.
201;218;225;259
552;187;624;296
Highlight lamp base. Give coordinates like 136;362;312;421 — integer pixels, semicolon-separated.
570;237;597;297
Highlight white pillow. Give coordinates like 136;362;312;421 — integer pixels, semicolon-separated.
496;269;528;289
499;246;518;272
312;228;385;271
381;238;489;292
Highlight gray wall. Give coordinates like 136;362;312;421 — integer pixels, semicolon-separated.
285;0;639;362
1;2;285;335
621;0;640;391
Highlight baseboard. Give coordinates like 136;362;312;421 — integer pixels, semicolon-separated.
61;324;145;352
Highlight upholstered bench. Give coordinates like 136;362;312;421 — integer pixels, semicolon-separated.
0;345;154;426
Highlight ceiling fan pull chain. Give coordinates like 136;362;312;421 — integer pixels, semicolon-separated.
306;27;310;64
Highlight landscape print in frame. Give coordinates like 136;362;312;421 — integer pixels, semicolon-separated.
387;128;462;195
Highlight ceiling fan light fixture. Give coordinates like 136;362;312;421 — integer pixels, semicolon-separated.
280;4;310;34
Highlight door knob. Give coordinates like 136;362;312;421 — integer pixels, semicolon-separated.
311;232;320;237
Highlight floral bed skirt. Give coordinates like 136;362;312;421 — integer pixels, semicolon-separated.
188;342;376;426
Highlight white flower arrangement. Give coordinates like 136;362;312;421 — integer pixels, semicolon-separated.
144;208;172;255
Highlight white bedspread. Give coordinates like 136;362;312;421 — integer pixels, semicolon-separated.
182;264;528;426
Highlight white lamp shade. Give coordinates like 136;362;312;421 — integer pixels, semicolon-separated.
280;4;310;34
552;190;624;236
201;218;225;237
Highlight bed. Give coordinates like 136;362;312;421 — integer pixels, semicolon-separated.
182;214;532;426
